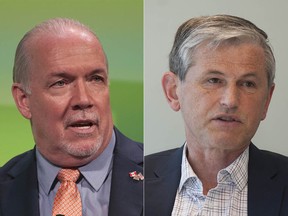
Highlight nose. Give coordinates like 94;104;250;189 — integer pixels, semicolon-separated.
220;84;239;111
71;80;93;110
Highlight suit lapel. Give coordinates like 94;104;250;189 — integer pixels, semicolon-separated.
109;154;143;216
0;150;39;216
145;147;183;216
108;128;143;216
248;144;287;216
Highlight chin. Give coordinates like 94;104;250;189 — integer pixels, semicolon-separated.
63;137;103;158
68;147;99;158
207;136;237;148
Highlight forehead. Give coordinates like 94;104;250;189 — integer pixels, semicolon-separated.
191;43;266;74
30;30;103;56
27;31;107;73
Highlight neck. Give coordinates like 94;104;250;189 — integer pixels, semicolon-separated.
186;143;246;195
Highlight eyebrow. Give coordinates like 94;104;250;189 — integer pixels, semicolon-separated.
240;72;259;79
47;69;107;79
88;69;107;76
47;72;72;78
205;70;224;76
205;70;259;79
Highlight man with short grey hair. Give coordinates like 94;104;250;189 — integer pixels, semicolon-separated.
145;15;288;216
0;18;143;216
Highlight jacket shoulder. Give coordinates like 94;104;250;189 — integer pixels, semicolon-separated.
114;127;143;165
146;148;180;163
145;148;181;177
258;148;288;170
250;144;288;167
259;149;288;161
0;149;35;181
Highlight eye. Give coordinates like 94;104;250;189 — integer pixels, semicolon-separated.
91;75;105;83
208;78;222;84
238;80;258;94
202;77;225;89
50;79;68;88
242;81;256;88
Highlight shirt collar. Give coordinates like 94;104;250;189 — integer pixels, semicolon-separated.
179;143;249;192
36;130;116;195
36;149;60;195
179;143;199;192
79;131;115;192
219;146;249;191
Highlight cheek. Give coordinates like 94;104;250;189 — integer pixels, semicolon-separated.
258;97;271;120
183;89;215;110
180;93;204;120
244;96;268;123
96;91;111;109
29;96;65;122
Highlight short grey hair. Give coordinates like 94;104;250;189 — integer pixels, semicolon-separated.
169;15;275;87
13;18;106;93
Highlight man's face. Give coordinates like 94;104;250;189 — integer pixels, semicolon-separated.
15;30;113;167
172;43;274;152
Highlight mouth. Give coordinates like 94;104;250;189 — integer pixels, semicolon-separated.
67;119;98;132
213;115;242;123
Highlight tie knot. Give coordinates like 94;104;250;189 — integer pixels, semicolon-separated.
57;169;80;183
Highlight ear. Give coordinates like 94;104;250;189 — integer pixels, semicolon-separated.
11;83;32;119
261;84;275;120
162;72;180;111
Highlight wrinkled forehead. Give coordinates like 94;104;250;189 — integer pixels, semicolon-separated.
189;39;265;65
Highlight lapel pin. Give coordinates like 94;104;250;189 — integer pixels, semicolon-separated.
129;171;144;181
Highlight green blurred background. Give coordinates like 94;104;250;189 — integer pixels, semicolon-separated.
0;0;143;166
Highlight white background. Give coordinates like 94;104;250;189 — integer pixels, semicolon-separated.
145;0;288;155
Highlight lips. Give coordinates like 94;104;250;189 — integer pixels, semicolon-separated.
213;114;242;123
217;116;238;122
66;118;99;134
70;120;95;128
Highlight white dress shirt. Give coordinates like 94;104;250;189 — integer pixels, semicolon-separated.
172;144;249;216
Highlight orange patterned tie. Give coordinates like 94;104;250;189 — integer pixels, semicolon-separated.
52;169;82;216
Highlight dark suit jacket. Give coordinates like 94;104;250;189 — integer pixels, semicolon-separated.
0;127;143;216
145;143;288;216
